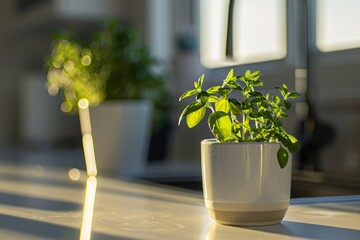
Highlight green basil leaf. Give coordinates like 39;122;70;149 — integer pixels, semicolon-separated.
226;81;242;90
240;118;250;130
208;95;220;103
224;69;234;83
218;87;231;97
277;146;289;169
250;97;265;104
228;98;242;115
252;80;263;86
186;104;206;128
287;92;301;98
178;102;205;126
206;86;221;94
242;87;252;96
275;132;300;153
280;113;289;118
275;86;286;98
248;112;260;120
283;100;292;109
208;111;232;142
179;89;197;101
194;81;199;90
259;101;269;109
215;98;230;112
273;95;281;104
275;108;283;118
196;91;210;104
274;120;283;127
198;74;205;88
282;84;288;91
232;122;241;134
249;70;261;81
249;91;263;97
238;76;246;82
287;133;300;153
259;110;272;120
242;101;254;110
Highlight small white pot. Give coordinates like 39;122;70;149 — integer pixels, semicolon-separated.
201;140;292;226
90;100;153;177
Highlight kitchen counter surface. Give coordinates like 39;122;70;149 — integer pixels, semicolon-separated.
0;163;359;240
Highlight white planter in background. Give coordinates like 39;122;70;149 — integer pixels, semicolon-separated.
19;72;79;147
90;100;153;177
201;140;292;226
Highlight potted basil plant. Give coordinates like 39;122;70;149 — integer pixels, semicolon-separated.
47;21;169;176
179;69;300;226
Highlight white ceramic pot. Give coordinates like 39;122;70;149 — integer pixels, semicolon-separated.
19;72;79;147
90;100;153;177
201;140;292;226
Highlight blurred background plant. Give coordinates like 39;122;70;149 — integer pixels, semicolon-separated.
46;20;171;132
46;31;109;112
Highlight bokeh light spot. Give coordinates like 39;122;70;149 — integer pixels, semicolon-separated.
61;102;72;112
32;165;44;177
81;55;92;66
78;98;89;109
68;168;81;181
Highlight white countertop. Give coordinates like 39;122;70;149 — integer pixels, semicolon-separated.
0;163;359;240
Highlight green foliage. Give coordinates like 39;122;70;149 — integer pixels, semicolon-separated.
46;34;109;112
46;21;171;131
178;69;300;168
94;21;168;101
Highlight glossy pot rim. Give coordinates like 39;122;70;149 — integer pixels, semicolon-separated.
201;139;280;146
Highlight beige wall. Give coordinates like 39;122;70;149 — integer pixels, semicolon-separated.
0;2;21;146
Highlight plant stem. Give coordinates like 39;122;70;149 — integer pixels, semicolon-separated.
242;112;245;140
249;124;254;139
208;104;215;113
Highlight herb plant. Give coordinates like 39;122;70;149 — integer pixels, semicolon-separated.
46;21;170;131
178;69;300;168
